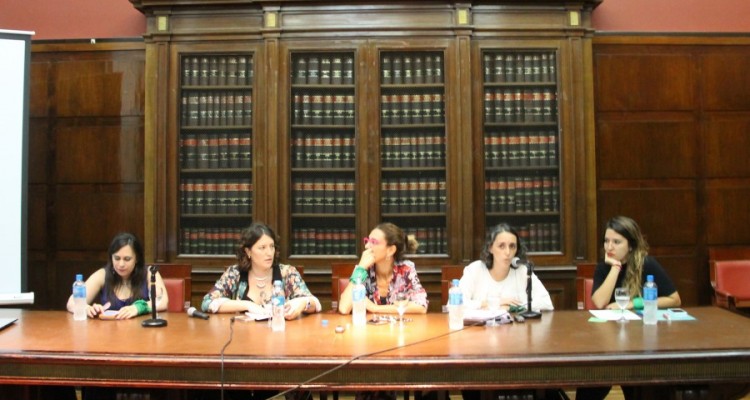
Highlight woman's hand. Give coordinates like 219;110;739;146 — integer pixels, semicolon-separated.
87;302;111;318
358;249;375;269
284;297;308;320
500;297;523;310
115;305;140;320
604;256;622;271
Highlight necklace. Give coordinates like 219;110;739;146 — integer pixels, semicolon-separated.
250;273;269;289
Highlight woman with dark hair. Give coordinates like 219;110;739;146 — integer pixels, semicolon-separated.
590;215;681;310
66;232;168;319
201;222;320;317
338;222;428;315
459;223;553;311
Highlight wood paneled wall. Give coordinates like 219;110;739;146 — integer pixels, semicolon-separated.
28;35;750;310
593;35;750;306
28;41;145;310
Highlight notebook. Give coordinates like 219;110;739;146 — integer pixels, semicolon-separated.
0;317;18;331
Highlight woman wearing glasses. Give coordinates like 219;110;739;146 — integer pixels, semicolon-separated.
338;222;428;315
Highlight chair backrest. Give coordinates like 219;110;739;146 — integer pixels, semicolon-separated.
576;263;597;310
440;264;464;306
152;263;192;313
708;246;750;289
330;263;356;308
714;260;750;298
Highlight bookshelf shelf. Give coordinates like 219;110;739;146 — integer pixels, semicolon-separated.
139;0;599;287
288;51;358;257
183;85;253;91
177;51;255;257
481;49;562;253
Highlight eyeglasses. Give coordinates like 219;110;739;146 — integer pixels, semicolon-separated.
363;237;382;246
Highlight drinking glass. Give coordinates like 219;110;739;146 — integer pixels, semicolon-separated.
614;287;630;323
395;292;409;323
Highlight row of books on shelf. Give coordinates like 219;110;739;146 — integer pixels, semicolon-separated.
406;226;448;255
291;228;357;255
483;131;558;168
380;92;446;125
180;179;252;215
180;133;252;170
516;223;560;253
292;55;355;85
381;54;444;85
381;133;446;168
485;176;559;213
292;133;355;169
483;88;557;123
381;178;447;214
292;178;356;214
289;226;448;256
182;55;254;87
182;91;253;127
181;228;242;256
482;52;556;84
292;92;355;126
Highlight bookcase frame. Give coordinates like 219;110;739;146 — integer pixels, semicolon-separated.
135;0;601;296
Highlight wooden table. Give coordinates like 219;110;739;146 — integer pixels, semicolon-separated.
0;307;749;397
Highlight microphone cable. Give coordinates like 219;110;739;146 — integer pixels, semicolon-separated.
267;319;486;400
220;316;236;400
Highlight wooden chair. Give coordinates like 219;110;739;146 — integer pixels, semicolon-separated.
576;262;597;310
440;264;464;307
152;263;192;312
712;260;750;312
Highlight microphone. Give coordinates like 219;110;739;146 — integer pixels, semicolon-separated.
511;257;528;269
187;307;210;320
142;265;167;328
510;257;541;319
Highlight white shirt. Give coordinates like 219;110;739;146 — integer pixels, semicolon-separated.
458;260;554;311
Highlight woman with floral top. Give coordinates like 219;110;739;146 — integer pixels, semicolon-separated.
338;222;428;315
201;222;320;318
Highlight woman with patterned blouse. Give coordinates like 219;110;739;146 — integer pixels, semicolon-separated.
201;222;320;318
338;222;428;315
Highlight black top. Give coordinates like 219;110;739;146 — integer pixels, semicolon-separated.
592;255;677;303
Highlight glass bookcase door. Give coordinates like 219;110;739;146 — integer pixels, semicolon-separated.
379;50;448;256
289;51;357;257
178;53;255;256
481;50;561;254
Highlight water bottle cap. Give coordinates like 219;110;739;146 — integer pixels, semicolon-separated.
76;274;83;281
451;279;459;285
647;275;654;282
274;280;282;286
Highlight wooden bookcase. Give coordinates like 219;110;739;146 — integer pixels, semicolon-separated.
132;0;601;309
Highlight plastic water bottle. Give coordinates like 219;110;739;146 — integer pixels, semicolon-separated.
73;274;87;321
352;278;367;326
643;274;658;325
448;279;464;330
271;280;286;332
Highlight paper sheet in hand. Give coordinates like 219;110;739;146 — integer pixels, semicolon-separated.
589;309;641;321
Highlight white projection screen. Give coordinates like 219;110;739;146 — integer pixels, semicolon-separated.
0;29;33;304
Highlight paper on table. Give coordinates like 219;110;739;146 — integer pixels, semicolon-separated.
463;308;510;323
659;309;696;321
589;309;641;321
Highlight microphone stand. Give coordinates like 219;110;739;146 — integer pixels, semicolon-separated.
142;265;167;328
519;261;541;319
